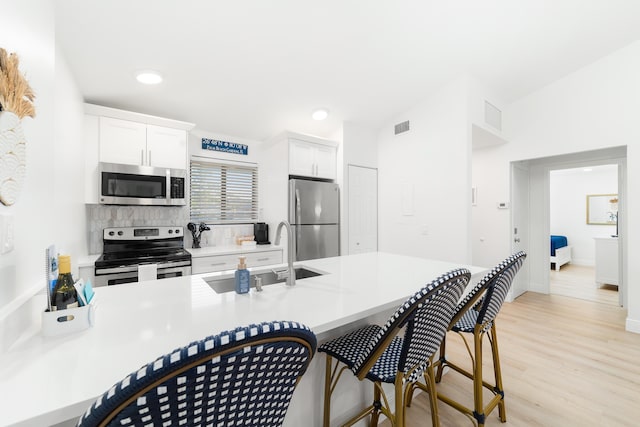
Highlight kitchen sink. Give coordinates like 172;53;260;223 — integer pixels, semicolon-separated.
205;267;324;294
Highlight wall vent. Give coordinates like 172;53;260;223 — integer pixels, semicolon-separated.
394;120;410;135
484;100;502;131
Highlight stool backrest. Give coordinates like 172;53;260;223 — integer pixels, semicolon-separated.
352;268;471;383
77;321;317;427
449;251;527;332
476;251;526;327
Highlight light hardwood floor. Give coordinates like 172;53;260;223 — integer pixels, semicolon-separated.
550;264;619;306
378;291;640;426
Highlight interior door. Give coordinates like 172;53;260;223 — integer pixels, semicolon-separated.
510;162;530;299
348;165;378;254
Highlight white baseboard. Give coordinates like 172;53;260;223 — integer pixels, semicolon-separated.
626;317;640;334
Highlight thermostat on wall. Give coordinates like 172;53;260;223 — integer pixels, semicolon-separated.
497;202;510;209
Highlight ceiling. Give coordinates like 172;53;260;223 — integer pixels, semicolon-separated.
54;1;640;142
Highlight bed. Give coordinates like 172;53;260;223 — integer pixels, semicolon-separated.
550;235;572;271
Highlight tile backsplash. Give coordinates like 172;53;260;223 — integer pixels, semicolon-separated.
87;205;255;254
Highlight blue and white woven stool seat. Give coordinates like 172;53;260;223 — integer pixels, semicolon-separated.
452;308;482;333
320;326;405;383
319;325;381;368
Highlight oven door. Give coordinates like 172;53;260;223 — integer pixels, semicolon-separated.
95;265;191;287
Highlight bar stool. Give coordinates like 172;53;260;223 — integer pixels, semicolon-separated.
76;320;317;427
431;251;527;426
319;268;471;426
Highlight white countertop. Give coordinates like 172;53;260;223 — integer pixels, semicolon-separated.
75;244;282;267
0;252;486;427
188;244;282;257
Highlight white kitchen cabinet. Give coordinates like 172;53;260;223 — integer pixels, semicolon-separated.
99;117;187;169
146;124;188;169
192;253;239;274
289;138;337;180
594;237;619;286
99;117;147;166
191;248;283;274
78;265;97;288
244;250;283;267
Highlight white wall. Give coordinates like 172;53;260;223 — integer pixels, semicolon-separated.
0;2;55;314
340;122;378;255
475;41;640;332
54;46;88;258
1;2;88;350
378;78;472;264
550;166;617;266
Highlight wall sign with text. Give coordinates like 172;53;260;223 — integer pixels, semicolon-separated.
201;138;248;155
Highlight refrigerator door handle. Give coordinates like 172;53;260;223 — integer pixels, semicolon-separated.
295;188;302;259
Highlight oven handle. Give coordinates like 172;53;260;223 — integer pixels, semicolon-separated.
95;260;191;275
94;265;191;287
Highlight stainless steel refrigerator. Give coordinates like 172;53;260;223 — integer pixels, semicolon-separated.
289;178;339;261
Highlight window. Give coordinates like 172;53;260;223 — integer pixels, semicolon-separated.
190;160;258;223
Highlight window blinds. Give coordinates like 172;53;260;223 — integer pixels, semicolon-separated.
190;160;258;223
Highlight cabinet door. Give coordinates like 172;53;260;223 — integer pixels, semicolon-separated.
245;250;283;267
99;117;147;165
314;144;337;179
192;254;239;274
147;125;187;169
289;139;316;177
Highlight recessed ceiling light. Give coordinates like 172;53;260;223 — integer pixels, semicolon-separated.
312;108;329;121
135;70;163;85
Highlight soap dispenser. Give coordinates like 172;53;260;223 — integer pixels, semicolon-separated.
235;256;250;294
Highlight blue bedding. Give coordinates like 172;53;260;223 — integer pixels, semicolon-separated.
550;235;568;256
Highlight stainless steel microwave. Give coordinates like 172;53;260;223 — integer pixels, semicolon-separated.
99;162;186;206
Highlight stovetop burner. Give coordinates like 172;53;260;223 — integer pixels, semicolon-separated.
96;249;192;268
95;226;191;269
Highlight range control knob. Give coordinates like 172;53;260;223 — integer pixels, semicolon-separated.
175;229;181;234
117;231;123;236
168;229;173;234
108;231;115;236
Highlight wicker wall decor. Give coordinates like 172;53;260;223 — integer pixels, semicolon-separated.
0;48;36;206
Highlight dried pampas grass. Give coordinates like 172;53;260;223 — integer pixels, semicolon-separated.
0;48;36;119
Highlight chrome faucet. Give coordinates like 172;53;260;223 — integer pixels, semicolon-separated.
274;220;296;286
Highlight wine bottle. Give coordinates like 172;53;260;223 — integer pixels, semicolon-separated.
51;255;78;311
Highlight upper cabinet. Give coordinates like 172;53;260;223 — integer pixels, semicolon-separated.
99;117;187;169
289;138;337;180
83;104;195;203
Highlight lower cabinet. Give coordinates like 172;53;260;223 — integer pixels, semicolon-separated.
594;237;619;286
192;249;283;275
78;265;97;287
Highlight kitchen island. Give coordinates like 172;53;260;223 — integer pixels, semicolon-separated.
0;252;487;427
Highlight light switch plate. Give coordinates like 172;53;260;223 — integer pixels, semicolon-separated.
0;213;15;254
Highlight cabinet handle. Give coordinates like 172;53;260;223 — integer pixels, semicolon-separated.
257;257;269;262
148;150;152;166
210;262;226;266
141;149;144;165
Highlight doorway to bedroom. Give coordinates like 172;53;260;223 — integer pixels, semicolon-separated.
549;164;619;306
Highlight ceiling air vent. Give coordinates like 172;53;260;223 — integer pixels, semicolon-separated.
484;100;502;131
394;120;410;135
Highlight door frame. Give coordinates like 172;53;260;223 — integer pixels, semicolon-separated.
510;147;627;307
508;162;530;300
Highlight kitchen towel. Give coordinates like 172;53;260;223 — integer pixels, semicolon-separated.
138;264;158;282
